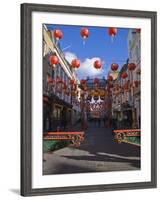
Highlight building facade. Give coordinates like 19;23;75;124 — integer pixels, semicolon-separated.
43;26;81;132
127;29;141;128
111;28;141;129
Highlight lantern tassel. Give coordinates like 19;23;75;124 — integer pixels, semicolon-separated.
83;39;86;45
111;35;114;43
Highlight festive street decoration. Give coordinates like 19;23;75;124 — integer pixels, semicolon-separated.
62;83;67;90
80;28;89;45
69;79;74;85
94;60;102;69
80;79;86;85
71;59;80;69
111;63;119;71
53;29;63;41
121;72;128;79
134;80;139;88
108;27;117;42
136;28;141;33
128;63;136;71
107;75;113;81
56;76;62;83
49;55;59;67
47;77;53;84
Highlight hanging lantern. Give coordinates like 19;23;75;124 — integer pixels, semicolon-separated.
80;28;89;39
121;72;128;79
49;55;59;67
94;60;102;69
47;77;53;84
111;63;119;71
108;27;117;42
69;79;74;85
56;76;62;83
107;75;113;81
136;28;141;33
80;79;86;85
53;29;63;41
128;63;136;71
134;80;139;88
71;59;80;69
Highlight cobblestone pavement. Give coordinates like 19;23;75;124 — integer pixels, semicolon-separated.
43;122;140;175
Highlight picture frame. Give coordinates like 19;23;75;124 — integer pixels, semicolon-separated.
21;3;157;196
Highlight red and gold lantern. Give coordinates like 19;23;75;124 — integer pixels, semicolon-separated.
128;63;136;71
121;72;128;79
71;59;80;69
53;29;63;40
80;28;89;39
94;60;102;70
111;63;119;71
49;55;59;66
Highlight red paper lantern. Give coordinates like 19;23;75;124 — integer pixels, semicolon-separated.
107;75;113;81
69;79;74;85
128;63;136;71
80;28;89;39
134;80;139;87
136;28;141;33
71;59;80;69
53;29;63;40
121;72;128;79
62;83;67;90
49;55;59;65
108;27;117;37
111;63;119;71
94;60;102;69
80;79;86;85
47;77;53;84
